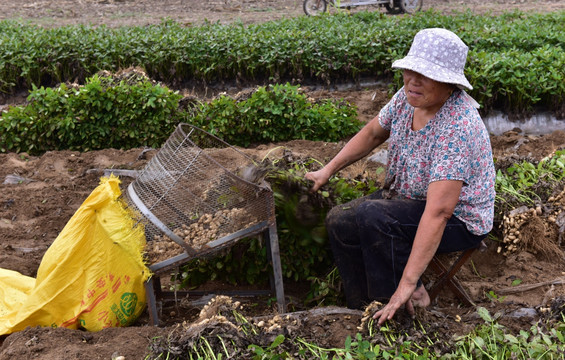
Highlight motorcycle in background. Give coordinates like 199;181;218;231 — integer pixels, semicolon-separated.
303;0;423;16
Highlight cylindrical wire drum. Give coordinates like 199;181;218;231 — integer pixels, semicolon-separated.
124;124;275;266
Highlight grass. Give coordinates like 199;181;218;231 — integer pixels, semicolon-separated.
145;306;565;359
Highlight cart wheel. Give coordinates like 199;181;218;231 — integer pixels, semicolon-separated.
303;0;328;16
399;0;423;14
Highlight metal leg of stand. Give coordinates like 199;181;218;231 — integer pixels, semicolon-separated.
265;223;286;313
145;277;160;326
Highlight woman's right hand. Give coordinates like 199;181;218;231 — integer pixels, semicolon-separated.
304;168;331;193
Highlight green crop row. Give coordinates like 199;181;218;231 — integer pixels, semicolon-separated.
1;10;564;116
187;83;360;147
0;75;360;154
0;74;182;153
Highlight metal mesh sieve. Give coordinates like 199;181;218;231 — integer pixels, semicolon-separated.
124;123;275;271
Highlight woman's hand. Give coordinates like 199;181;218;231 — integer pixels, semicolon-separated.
304;168;331;192
303;117;389;193
373;283;431;325
372;282;417;325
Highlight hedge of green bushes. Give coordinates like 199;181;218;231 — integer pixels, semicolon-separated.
188;83;360;147
1;10;564;116
0;76;360;154
0;75;182;153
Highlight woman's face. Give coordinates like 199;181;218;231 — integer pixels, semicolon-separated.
402;69;455;112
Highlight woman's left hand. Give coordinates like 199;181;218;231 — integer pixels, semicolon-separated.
372;282;417;326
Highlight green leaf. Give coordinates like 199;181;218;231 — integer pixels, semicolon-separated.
511;278;522;286
270;334;285;348
477;306;493;322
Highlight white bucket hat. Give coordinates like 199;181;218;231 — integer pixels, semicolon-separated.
392;28;473;91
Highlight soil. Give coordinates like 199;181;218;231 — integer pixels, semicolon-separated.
1;0;564;27
1;1;565;359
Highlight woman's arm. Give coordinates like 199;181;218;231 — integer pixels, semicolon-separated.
305;116;390;191
373;179;463;325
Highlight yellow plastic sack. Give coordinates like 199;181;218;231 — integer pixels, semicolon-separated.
0;176;150;335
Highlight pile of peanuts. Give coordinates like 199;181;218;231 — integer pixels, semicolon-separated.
499;188;564;256
147;206;259;264
172;207;251;249
499;206;539;255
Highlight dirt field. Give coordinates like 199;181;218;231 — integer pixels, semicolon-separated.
1;1;565;359
1;0;565;27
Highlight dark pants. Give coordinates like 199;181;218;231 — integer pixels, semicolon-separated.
326;190;484;309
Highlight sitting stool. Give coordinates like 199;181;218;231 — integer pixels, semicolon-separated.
427;240;487;306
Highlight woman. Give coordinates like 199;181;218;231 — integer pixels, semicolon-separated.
305;28;495;325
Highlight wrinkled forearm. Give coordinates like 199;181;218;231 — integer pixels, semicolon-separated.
400;211;448;286
400;180;463;286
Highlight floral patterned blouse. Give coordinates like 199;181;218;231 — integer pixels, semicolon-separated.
379;87;495;235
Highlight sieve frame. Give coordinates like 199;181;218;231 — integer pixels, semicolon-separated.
127;123;276;265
